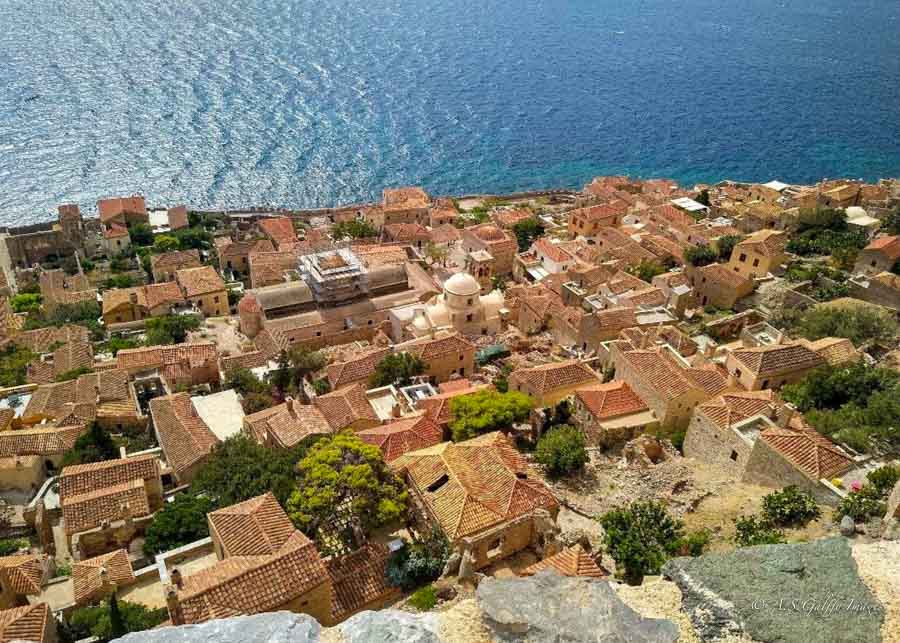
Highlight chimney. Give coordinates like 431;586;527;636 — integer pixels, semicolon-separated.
776;402;796;429
165;586;183;625
95;383;101;405
129;292;138;305
391;403;402;419
285;396;295;416
170;567;183;589
99;566;110;591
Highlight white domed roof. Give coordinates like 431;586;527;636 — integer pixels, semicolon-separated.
444;272;480;296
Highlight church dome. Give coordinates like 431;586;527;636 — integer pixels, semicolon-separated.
444;272;480;297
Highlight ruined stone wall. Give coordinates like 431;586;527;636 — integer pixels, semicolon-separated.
682;411;753;474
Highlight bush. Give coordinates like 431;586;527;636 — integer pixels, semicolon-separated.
23;301;104;341
835;486;885;522
370;352;427;389
9;293;41;313
449;390;533;442
0;538;28;556
55;366;93;382
61;422;118;467
792;306;897;346
716;234;743;261
143;494;214;556
106;336;141;357
598;501;684;584
144;314;201;345
386;529;450;591
0;345;37;387
684;244;717;267
534;425;588;478
55;562;72;577
866;465;900;496
733;515;785;547
103;275;135;290
331;219;378;239
761;486;821;527
674;529;710;557
627;260;665;283
408;585;437;610
61;599;168;643
512;217;545;252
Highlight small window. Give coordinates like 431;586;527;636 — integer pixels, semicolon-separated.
761;379;769;389
427;474;449;492
729;450;738;461
515;471;527;479
466;313;473;322
316;331;322;337
214;296;219;303
739;253;747;262
735;369;742;378
752;258;760;267
487;538;502;557
871;260;877;267
467;298;473;305
367;319;373;325
459;354;464;360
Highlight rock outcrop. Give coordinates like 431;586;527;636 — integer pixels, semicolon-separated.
663;537;885;643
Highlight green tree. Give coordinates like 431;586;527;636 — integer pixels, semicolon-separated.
144;314;201;345
424;243;448;267
534;425;588;478
385;528;450;591
835;485;886;522
781;362;898;413
684;244;718;267
867;465;900;496
0;345;37;387
598;501;684;584
791;306;897;346
9;293;41;313
370;352;427;388
62;600;168;643
143;494;214;556
627;260;665;283
286;433;407;551
108;593;126;640
192;435;312;507
270;347;328;396
715;234;743;261
128;223;154;247
733;515;785;547
512;217;545;252
760;486;820;527
106;336;142;357
332;219;378;239
695;189;710;206
24;301;104;341
448;390;533;441
152;235;179;254
103;275;135;290
61;423;118;467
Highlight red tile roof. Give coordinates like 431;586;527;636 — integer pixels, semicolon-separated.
759;417;853;480
59;454;160;498
509;360;599;396
0;554;44;596
863;235;900;261
575;380;648;420
62;479;152;535
520;544;605;578
149;393;220;480
176;266;226;298
258;217;298;247
730;342;825;376
327;543;399;620
326;348;390;390
0;603;51;643
207;493;297;557
72;549;135;605
243;399;332;449
358;414;443;462
314;384;379;431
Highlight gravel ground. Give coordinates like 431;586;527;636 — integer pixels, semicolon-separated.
852;541;900;643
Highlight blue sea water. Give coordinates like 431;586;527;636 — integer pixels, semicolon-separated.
1;0;899;224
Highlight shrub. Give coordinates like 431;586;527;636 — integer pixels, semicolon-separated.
144;314;202;345
733;515;785;547
408;585;437;611
55;562;72;577
331;219;378;240
0;538;28;556
866;465;900;496
61;422;118;467
674;529;710;557
61;599;168;643
386;529;450;591
512;217;545;252
370;352;427;389
760;486;821;527
9;293;41;313
835;485;887;522
792;306;897;346
449;390;533;442
143;494;214;556
598;501;684;584
627;260;665;283
534;425;588;478
0;344;37;387
684;244;717;267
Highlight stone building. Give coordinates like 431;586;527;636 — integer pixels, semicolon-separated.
407;272;505;338
399;332;477;383
392;432;560;572
854;235;900;276
1;204;86;270
723;341;826;391
149;393;222;484
508;360;600;407
571;380;658;448
381;187;431;226
461;224;517;275
257;217;298;249
358;413;443;462
243;397;332;450
216;238;275;277
101;282;185;325
687;262;754;310
167;492;397;627
175;266;228;317
98;196;148;228
567;203;625;238
71;549;135;606
0;554;45;608
0;603;56;643
150;249;201;283
727;229;787;280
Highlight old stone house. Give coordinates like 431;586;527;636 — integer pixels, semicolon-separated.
358;413;443;462
71;549;136;606
149;393;222;485
175;266;228;317
313;384;380;433
724;341;827;391
150;249;201;283
0;554;45;609
508;360;600;407
392;432;560;571
101;282;185;325
400;332;477;383
571;380;657;448
567;203;625;238
727;229;787;280
257;217;298;250
381;187;431;227
854;235;900;276
461;224;517;275
243;397;332;450
687;262;754;310
0;603;56;643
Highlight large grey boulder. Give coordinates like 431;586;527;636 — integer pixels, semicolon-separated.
115;611;321;643
663;537;885;643
476;571;679;642
339;610;441;643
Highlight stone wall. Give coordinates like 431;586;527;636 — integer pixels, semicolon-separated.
682;410;753;474
741;439;837;505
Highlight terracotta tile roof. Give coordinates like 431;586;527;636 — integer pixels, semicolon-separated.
72;549;135;605
620;349;726;401
243;399;332;449
801;337;859;367
520;544;605;578
248;250;298;288
103;222;129;239
167;205;189;230
575;381;648;420
383;223;430;243
151;249;202;273
220;351;269;372
13;325;89;355
327;543;399;620
491;208;532;228
98;196;146;222
509;360;599;396
176;266;226;298
759;417;853;480
117;342;218;373
208;493;296;557
0;554;44;595
174;531;328;625
257;217;298;246
149;393;220;479
438;379;473;394
73;369;139;421
358;414;443;462
354;245;410;269
696;263;753;290
568;203;625;225
403;333;475;361
430;223;461;245
27;339;93;384
731;342;824;377
594;307;639;332
465;223;515;245
219;238;276;260
326;348;391;390
735;229;786;257
62;478;152;535
0;424;87;457
22;380;77;419
696;390;777;429
383;187;430;211
58;453;160;498
101;286;147;315
392;432;559;540
533;238;574;264
314;384;379;431
0;603;51;643
144;282;186;310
